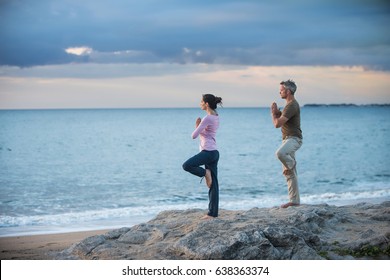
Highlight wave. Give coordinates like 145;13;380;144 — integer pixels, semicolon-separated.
302;189;390;206
0;188;389;237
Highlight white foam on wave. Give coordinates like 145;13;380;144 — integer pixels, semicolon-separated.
302;188;390;205
0;202;207;236
1;186;389;237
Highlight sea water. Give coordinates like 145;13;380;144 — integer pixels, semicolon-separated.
0;107;389;236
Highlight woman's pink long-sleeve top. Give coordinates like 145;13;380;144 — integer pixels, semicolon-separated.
191;114;219;151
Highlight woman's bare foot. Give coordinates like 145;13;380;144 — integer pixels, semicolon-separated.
281;202;300;208
205;169;212;188
200;215;214;220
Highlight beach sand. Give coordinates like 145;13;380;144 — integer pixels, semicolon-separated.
0;229;110;260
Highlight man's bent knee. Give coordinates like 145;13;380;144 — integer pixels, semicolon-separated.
276;149;286;161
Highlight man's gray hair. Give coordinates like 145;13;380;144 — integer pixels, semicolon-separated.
280;79;297;95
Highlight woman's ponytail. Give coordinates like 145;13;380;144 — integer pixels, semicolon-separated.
203;94;223;110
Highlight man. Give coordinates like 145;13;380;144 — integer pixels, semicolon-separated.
271;79;303;208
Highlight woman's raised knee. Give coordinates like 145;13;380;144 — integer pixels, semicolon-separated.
182;162;190;172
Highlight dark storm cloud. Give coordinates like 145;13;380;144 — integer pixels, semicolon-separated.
0;0;389;69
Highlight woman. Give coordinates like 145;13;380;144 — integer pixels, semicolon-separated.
182;94;222;219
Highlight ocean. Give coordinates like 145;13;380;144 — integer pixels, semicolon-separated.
0;106;389;236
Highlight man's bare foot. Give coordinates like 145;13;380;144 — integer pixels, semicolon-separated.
283;169;291;176
200;215;215;220
283;163;296;176
281;202;300;208
205;169;212;188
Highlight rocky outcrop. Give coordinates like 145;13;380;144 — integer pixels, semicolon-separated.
57;202;390;260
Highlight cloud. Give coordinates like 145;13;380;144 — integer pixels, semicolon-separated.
65;46;93;56
1;64;389;109
0;0;389;69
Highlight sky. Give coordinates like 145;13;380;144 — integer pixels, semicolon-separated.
0;0;389;109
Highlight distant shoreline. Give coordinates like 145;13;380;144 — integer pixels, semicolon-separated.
303;103;390;107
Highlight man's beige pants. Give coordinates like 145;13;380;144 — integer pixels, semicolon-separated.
276;136;303;204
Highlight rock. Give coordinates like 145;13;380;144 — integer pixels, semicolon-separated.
56;202;390;260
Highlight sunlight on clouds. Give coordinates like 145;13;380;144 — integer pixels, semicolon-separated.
64;48;158;63
65;46;93;56
0;64;389;109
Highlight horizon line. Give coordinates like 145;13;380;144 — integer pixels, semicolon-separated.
1;103;389;111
